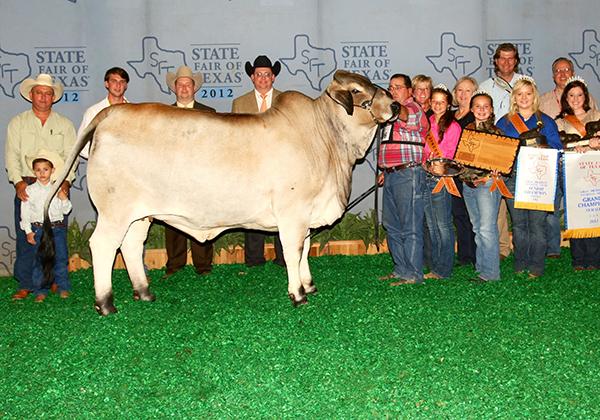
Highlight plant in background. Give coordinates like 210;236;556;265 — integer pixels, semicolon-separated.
311;210;386;249
213;231;245;254
145;222;166;249
67;218;95;262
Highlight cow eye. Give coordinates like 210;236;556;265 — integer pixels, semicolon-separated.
351;89;360;94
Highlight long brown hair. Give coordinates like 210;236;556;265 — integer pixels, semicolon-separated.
431;87;455;142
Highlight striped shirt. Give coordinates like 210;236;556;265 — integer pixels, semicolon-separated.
378;98;429;167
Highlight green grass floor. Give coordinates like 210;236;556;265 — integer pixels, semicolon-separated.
1;252;600;418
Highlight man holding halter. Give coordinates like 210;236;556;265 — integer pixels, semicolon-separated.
377;73;430;285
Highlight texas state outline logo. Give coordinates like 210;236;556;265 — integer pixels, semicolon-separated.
0;45;31;99
127;36;187;94
426;32;482;80
280;34;337;91
569;29;600;83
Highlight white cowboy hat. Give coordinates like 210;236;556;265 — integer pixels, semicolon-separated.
26;149;65;183
19;74;64;103
166;66;203;93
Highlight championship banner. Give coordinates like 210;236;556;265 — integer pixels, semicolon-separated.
563;151;600;238
514;147;558;211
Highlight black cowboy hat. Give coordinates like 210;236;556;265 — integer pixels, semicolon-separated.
245;55;281;77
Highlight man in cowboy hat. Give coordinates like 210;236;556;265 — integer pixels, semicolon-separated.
77;67;130;158
231;55;285;268
162;65;216;279
5;73;77;300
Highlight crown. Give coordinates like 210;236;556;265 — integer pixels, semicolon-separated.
566;75;587;87
516;75;536;86
433;83;449;92
472;89;491;97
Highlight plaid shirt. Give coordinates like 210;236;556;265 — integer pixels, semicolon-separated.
378;98;429;167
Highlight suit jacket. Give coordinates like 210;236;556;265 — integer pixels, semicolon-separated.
171;100;216;113
231;89;282;113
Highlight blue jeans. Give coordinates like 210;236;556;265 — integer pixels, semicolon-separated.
13;194;35;291
382;166;425;282
463;179;501;280
423;176;455;278
545;158;563;256
506;176;547;276
31;225;70;295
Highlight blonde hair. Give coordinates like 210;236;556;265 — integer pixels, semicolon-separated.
411;74;433;90
508;78;540;117
451;76;478;107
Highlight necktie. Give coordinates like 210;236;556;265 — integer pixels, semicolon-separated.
260;93;268;112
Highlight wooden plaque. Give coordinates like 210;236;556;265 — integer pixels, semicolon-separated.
454;128;520;175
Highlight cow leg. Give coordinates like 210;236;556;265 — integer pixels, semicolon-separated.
300;234;317;295
120;217;155;303
279;225;310;306
90;217;128;316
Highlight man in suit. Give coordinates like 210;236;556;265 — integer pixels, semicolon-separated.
231;55;285;267
162;66;215;278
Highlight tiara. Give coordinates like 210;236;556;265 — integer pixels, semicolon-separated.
566;75;587;87
433;83;449;92
516;75;536;86
472;89;491;97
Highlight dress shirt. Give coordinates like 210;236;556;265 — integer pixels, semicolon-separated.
78;96;128;158
5;110;77;184
378;98;429;167
479;73;522;123
254;89;273;111
20;181;72;234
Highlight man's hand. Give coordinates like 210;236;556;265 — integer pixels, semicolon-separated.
377;172;385;186
15;181;28;201
26;232;36;245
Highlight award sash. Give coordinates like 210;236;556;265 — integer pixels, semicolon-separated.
424;131;461;197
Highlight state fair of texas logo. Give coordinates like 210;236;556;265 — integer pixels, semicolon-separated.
0;45;31;98
569;29;600;83
426;32;482;80
127;36;187;94
280;34;337;91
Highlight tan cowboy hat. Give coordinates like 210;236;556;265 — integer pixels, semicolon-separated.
19;74;64;103
166;66;203;93
26;149;65;183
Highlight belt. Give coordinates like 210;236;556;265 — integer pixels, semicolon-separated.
32;221;66;228
382;162;421;173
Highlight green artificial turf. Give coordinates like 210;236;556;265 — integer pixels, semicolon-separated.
1;253;600;418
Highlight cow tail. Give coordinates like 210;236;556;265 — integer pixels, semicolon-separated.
39;215;56;288
38;106;113;286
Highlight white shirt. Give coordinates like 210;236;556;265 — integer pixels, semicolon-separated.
176;101;195;108
20;181;72;234
479;73;522;123
77;96;128;158
254;89;273;111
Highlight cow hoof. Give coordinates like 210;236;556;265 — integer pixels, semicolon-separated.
289;293;308;307
95;295;117;316
133;289;156;302
305;286;318;295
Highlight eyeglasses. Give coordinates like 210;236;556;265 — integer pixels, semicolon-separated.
553;68;572;74
255;72;273;78
388;85;407;91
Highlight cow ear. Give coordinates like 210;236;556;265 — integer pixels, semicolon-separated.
327;86;354;116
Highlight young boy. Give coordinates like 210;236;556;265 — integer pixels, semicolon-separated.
19;149;72;302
